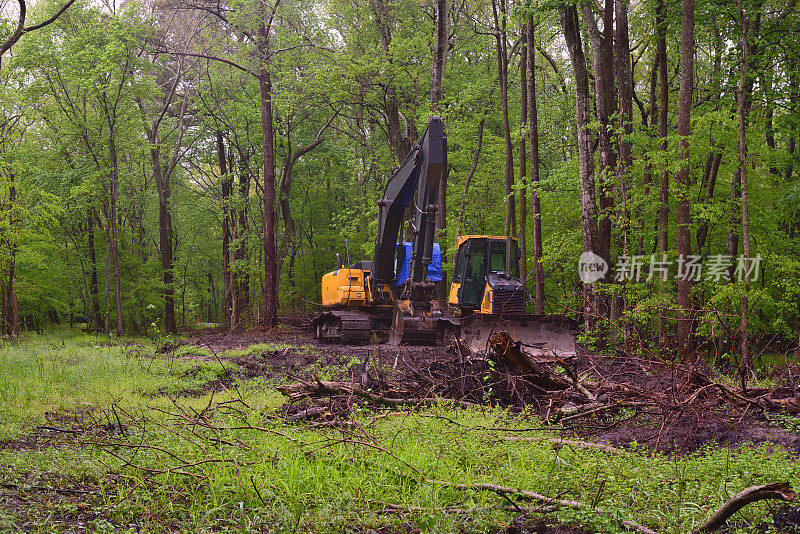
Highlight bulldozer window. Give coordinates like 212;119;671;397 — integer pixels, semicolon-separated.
489;244;505;273
488;240;520;279
466;239;486;279
460;239;486;308
453;247;466;283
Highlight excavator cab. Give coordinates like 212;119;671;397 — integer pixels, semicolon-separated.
449;236;523;316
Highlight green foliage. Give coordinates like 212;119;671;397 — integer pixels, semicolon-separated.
0;0;797;354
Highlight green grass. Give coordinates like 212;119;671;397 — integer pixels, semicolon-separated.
0;330;798;533
0;329;233;438
85;403;800;533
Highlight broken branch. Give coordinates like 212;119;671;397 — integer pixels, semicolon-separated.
692;482;795;533
278;377;482;409
429;478;659;534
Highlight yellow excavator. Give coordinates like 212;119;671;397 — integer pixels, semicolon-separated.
313;116;446;344
313;117;575;354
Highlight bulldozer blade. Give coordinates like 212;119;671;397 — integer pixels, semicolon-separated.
457;314;577;357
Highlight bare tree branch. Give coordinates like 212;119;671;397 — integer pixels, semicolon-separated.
0;0;78;66
152;50;257;77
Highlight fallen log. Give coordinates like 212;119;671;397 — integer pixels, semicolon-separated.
489;331;572;391
431;479;795;534
429;478;658;534
551;401;626;423
692;482;795;533
285;406;331;422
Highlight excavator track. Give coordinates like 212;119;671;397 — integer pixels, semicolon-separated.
312;310;390;344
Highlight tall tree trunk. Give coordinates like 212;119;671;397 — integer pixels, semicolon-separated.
582;0;616;263
737;0;753;384
150;143;175;333
675;0;695;357
88;210;101;332
137;85;188;334
656;0;668;250
562;4;600;329
218;131;232;326
1;257;18;336
237;166;249;311
279;119;327;285
695;16;723;253
430;0;447;110
104;207;111;334
108;134;123;337
615;0;633;248
526;19;544;315
657;0;670;347
1;173;18;337
764;68;776;176
519;29;528;288
640;51;658;255
8;257;17;335
258;3;278;327
727;12;761;278
371;0;411;159
785;71;797;183
615;0;633;344
230;223;238;326
492;0;515;241
278;118;296;281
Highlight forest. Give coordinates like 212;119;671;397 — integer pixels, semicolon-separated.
1;0;800;531
0;0;798;367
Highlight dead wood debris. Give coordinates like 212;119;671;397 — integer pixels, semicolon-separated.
271;328;800;456
89;348;799;534
434;478;795;534
430;478;660;534
277;376;482;409
692;482;796;533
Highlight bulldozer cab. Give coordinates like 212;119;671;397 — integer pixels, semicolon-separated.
451;236;520;312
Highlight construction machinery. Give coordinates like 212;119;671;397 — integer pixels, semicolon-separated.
447;234;576;355
448;235;524;317
312;116;576;356
312;116;446;344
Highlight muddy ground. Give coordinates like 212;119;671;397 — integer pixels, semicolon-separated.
179;314;800;456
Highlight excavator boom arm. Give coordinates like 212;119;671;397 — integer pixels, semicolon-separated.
371;117;446;306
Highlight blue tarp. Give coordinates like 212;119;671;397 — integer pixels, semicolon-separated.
395;242;442;286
